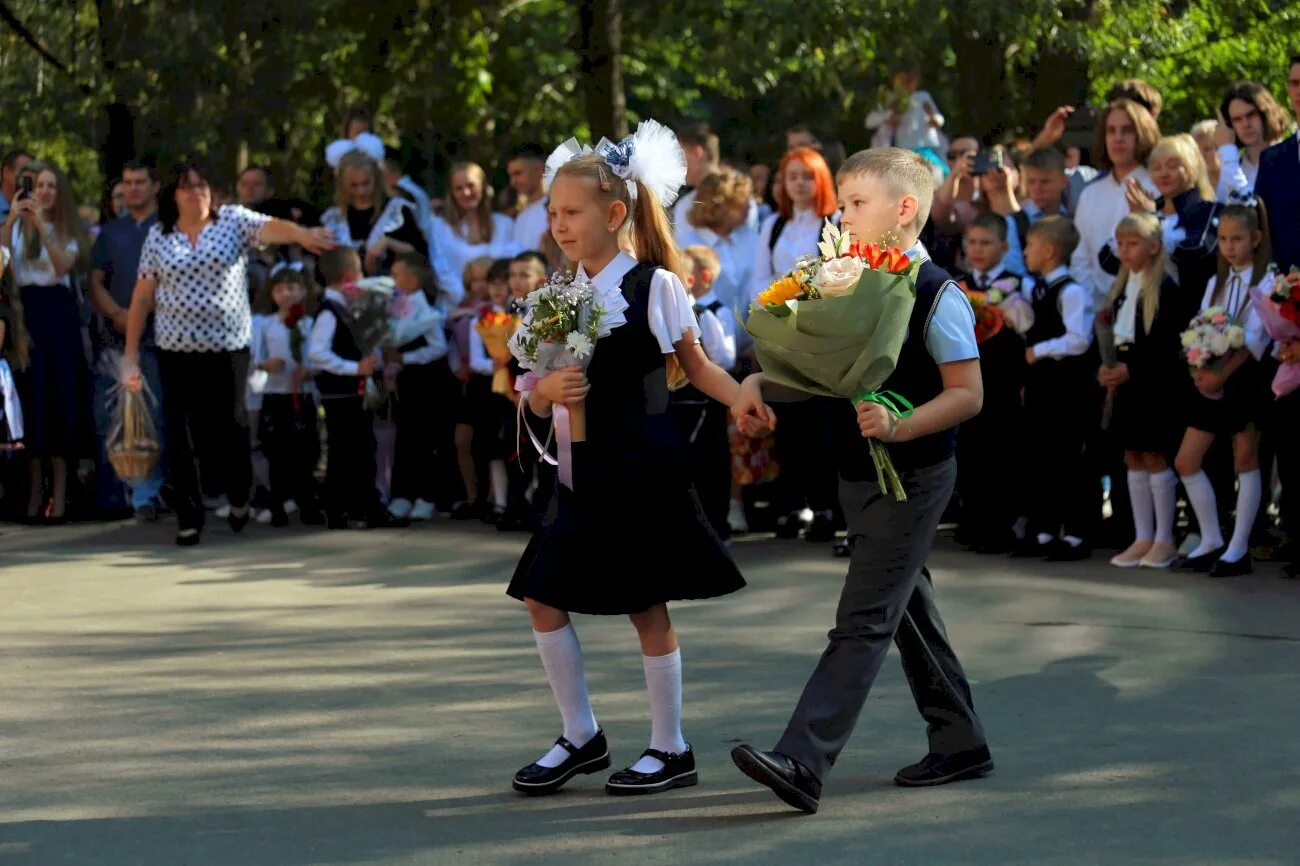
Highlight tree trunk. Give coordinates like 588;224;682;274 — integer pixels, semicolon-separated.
578;0;626;139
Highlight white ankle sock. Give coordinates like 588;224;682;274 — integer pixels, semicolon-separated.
631;649;687;774
1223;469;1262;563
1150;470;1178;543
1127;470;1154;543
533;625;599;768
1180;471;1224;556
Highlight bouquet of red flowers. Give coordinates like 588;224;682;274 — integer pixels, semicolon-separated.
1249;267;1300;397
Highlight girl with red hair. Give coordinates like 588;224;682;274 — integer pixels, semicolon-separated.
748;147;841;543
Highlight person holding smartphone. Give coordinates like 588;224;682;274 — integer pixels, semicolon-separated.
0;150;33;222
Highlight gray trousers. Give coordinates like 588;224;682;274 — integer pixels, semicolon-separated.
775;457;986;782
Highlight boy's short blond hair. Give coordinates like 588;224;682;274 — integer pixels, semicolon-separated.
1026;215;1081;263
683;244;722;280
462;255;494;287
837;147;937;229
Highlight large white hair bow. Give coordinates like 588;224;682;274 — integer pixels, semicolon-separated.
325;131;386;169
543;119;687;207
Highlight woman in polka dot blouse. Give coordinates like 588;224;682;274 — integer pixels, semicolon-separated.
122;161;333;547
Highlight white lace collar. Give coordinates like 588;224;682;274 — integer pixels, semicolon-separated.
575;251;636;330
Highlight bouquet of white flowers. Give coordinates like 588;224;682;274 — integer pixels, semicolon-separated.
1181;306;1246;370
508;271;614;487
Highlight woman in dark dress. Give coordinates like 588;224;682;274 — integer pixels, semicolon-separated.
508;124;766;798
1;161;89;524
320;149;426;277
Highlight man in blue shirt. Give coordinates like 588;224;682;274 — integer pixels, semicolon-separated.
88;160;164;520
1256;54;1300;272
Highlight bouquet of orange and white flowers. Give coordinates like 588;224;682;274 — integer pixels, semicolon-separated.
476;308;522;397
748;220;918;500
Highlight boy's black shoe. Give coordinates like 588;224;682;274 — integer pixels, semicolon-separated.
773;511;807;540
894;745;994;787
367;510;409;529
1044;539;1091;562
326;512;349;530
228;508;251;534
269;507;290;528
804;511;837;543
1010;537;1048;559
299;508;326;526
606;747;697;795
730;745;820;814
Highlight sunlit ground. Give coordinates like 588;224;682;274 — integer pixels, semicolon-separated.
1;519;1298;865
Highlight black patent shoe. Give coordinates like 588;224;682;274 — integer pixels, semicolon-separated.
512;730;610;796
730;745;821;813
228;508;251;534
1208;554;1253;578
606;746;697;795
175;529;201;547
1009;537;1048;559
804;512;837;543
1172;545;1226;573
894;744;994;787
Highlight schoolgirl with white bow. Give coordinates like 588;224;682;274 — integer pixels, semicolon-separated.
1173;198;1275;577
507;120;771;797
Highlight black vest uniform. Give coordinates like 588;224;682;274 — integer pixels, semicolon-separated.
832;259;962;482
670;298;727;406
508;262;745;615
1111;274;1187;453
314;298;366;398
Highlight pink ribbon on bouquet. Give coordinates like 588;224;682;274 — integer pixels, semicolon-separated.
515;372;576;490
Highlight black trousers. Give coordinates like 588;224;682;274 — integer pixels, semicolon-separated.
773;396;839;514
671;400;732;540
955;403;1019;545
321;395;378;520
157;349;252;532
776;459;985;781
260;393;320;511
1025;365;1093;540
392;359;457;504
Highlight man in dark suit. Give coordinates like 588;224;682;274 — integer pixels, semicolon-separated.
1256;54;1300;272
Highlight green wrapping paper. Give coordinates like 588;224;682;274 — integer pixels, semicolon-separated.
746;260;919;500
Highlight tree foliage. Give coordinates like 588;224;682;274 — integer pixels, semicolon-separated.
1;0;1295;206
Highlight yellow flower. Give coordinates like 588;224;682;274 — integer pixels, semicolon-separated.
758;275;804;307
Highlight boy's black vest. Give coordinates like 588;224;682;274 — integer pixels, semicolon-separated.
315;298;366;398
832;259;962;479
671;298;727;405
1025;272;1090;378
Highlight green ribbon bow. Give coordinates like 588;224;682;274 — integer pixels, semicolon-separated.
852;390;914;418
850;390;913;502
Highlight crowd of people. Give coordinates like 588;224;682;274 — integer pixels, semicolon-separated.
1;59;1299;579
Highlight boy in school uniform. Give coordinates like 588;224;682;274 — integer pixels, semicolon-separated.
308;246;405;530
1014;215;1096;560
956;211;1023;292
672;245;737;540
954;212;1028;552
731;148;991;813
996;148;1071;277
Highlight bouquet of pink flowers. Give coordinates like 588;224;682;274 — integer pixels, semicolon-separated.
1250;268;1300;397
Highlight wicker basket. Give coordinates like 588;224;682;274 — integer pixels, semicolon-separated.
108;390;160;481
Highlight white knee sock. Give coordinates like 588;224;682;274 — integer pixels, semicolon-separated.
533;625;599;768
1127;470;1154;543
1223;469;1262;563
1150;470;1178;544
489;460;508;510
1180;470;1224;556
631;648;688;774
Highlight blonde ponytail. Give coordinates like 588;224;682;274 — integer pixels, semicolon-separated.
1108;212;1167;334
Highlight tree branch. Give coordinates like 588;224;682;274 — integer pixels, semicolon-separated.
0;0;92;93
